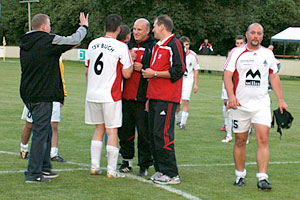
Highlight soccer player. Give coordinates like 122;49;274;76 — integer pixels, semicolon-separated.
142;15;185;185
85;14;133;178
117;24;131;42
118;18;155;176
224;23;288;190
20;13;88;183
221;35;245;143
175;36;199;130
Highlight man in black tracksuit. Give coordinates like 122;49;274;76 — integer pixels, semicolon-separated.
20;13;88;182
118;18;155;176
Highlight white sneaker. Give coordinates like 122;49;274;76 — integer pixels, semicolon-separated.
153;174;181;185
149;172;163;181
106;170;125;178
222;136;232;143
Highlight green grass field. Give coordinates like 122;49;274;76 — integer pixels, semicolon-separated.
0;58;299;200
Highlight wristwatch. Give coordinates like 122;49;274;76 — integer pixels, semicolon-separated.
153;72;157;78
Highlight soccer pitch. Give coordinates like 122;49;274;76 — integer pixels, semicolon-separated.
0;59;299;200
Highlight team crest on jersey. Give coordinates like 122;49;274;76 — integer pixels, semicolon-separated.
158;54;162;59
245;69;261;86
263;60;268;67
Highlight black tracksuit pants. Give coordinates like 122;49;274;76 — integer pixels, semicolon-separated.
148;99;179;178
118;100;153;169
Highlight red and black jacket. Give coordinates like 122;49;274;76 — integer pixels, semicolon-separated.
122;35;155;102
147;34;186;103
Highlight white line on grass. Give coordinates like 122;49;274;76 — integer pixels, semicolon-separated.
0;168;89;174
126;174;202;200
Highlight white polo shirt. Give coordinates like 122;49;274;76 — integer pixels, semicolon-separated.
183;50;200;84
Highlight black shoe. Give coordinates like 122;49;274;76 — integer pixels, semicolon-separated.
20;151;29;159
233;177;245;187
26;176;51;183
257;179;272;190
176;122;181;128
179;125;186;130
42;171;59;179
51;155;66;162
137;167;148;177
119;161;132;173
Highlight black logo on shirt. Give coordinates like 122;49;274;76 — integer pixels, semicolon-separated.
245;69;261;86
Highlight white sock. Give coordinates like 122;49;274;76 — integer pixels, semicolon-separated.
175;111;181;123
107;145;119;174
235;169;246;178
180;111;189;125
226;110;232;138
20;143;29;152
50;147;58;158
91;140;103;170
223;105;227;126
256;172;268;181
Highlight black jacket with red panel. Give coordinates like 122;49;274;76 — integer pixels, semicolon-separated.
147;34;186;103
122;35;155;102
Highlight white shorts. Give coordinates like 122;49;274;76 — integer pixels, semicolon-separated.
85;100;122;128
181;80;193;101
221;83;228;100
231;105;271;133
21;101;61;123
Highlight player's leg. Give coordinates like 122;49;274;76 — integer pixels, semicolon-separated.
20;105;33;159
180;100;189;129
252;105;272;190
104;101;124;178
175;103;181;126
85;101;105;175
21;121;32;159
50;102;65;162
222;109;233;142
231;109;251;187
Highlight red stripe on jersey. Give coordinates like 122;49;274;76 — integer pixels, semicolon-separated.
269;69;274;74
111;59;123;101
175;40;186;73
163;103;173;151
233;69;239;95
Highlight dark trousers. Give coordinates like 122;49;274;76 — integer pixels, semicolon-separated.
25;102;53;180
118;100;153;168
148;100;179;178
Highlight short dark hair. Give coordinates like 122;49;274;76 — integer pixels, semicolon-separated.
117;25;130;41
32;14;49;30
105;14;122;32
155;15;173;32
180;36;190;44
235;35;245;42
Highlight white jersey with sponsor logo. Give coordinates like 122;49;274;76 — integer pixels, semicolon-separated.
183;50;200;84
86;36;132;102
224;45;278;109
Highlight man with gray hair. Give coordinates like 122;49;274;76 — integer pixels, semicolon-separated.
224;23;288;190
118;18;155;176
20;12;88;182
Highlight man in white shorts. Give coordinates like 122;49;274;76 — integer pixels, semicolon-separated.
224;23;288;190
20;57;66;162
221;35;245;143
175;36;199;130
85;14;133;178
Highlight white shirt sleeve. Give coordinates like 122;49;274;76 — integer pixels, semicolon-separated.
224;48;239;72
120;44;133;69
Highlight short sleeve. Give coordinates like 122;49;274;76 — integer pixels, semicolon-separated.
120;44;133;69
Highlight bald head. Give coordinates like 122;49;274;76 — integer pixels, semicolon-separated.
246;23;264;50
133;18;150;41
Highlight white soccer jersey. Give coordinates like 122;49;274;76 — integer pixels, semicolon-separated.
224;45;278;108
86;36;132;102
183;50;200;83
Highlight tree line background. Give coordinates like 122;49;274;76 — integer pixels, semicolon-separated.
0;0;300;56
